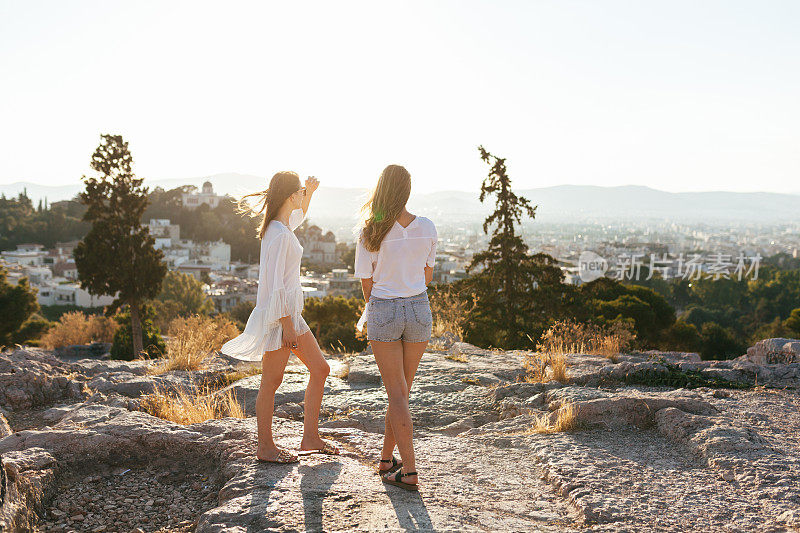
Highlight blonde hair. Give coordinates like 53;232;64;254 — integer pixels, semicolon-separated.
359;165;411;252
235;171;301;239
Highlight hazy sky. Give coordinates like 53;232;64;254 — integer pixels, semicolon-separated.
1;1;798;193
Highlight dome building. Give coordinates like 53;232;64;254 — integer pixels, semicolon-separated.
182;180;223;209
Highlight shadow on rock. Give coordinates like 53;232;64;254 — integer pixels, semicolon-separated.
299;460;343;532
384;483;434;532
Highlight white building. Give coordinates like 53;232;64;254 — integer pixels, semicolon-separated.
160;238;230;270
195;240;231;269
181;181;224;210
300;273;330;298
52;260;78;280
297;226;338;266
1;244;46;266
162;247;191;268
153;238;172;250
176;263;213;280
35;280;117;308
145;219;180;248
15;243;45;253
21;266;53;285
327;269;360;297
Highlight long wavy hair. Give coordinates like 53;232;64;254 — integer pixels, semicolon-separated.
359;165;411;252
235;171;302;239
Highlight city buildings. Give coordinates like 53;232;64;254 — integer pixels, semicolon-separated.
3;207;797;315
297;225;338;266
144;219;231;271
1;249;117;308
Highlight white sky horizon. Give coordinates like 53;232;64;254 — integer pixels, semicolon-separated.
5;174;800;197
1;1;799;195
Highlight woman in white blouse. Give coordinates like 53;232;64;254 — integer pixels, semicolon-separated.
222;171;339;463
354;165;437;491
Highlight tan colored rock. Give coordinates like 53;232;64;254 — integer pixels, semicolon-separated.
0;413;11;438
0;348;88;410
2;343;800;531
0;448;58;531
544;388;716;428
745;337;800;364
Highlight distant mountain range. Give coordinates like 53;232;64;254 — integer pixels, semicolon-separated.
2;173;799;225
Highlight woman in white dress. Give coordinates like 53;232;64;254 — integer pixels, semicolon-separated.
354;165;437;490
221;171;339;463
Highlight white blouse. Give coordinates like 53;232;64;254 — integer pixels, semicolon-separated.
221;208;307;360
354;215;437;330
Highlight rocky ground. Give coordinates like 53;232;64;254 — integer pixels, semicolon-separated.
1;337;799;532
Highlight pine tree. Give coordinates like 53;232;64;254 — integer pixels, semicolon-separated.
459;146;577;349
73;134;167;359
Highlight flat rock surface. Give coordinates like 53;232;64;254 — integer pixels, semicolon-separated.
1;342;800;531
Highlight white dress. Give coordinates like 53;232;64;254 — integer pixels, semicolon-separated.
220;208;311;361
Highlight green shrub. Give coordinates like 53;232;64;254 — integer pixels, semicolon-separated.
660;320;702;352
111;302;165;360
699;322;744;360
303;295;367;353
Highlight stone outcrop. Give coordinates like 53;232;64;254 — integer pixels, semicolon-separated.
0;348;249;413
1;448;58;531
0;414;11;439
571;351;800;389
743;337;800;365
0;349;88;411
1;342;800;531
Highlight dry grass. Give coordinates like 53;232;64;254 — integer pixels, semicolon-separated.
549;353;568;382
139;381;244;425
148;315;240;374
427;338;450;351
523;349;569;384
445;352;468;363
220;365;262;386
39;311;120;349
527;401;578;434
430;287;477;341
536;319;635;362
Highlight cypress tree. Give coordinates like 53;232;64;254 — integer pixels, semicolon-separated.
73;134;167;359
459;146;576;349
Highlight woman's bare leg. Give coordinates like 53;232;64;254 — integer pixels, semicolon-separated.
372;339;418;481
380;341;426;469
291;330;331;450
256;346;292;460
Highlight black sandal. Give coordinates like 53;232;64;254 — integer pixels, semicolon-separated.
377;456;402;475
382;469;418;491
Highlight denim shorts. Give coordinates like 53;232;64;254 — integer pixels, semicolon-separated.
366;291;432;343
